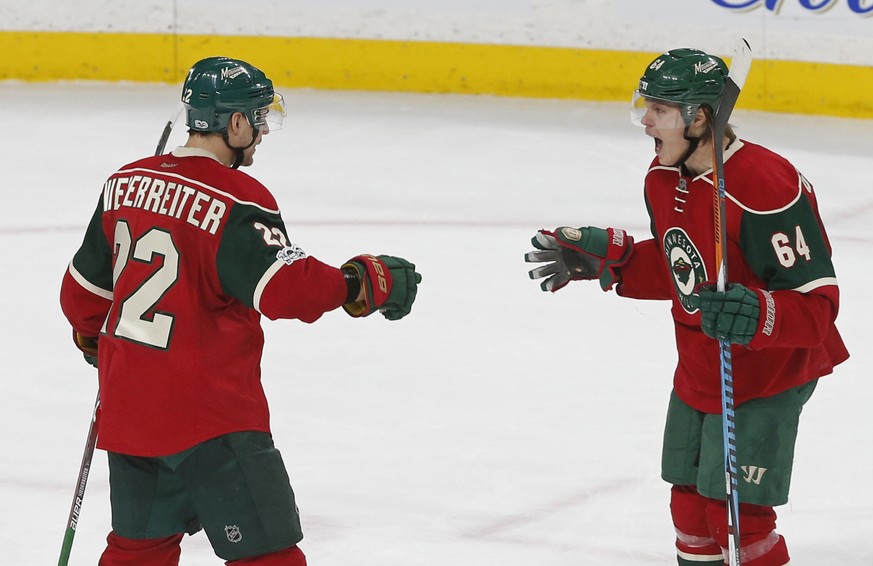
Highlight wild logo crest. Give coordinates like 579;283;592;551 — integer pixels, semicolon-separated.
663;227;707;313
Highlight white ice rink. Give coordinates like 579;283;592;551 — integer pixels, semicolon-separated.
1;82;871;565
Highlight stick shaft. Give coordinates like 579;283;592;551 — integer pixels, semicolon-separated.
155;106;184;156
57;394;100;566
710;38;752;566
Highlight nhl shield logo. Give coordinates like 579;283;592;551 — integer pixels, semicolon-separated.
663;227;707;313
225;525;242;543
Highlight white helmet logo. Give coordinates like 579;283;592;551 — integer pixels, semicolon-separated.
221;66;246;80
694;60;719;75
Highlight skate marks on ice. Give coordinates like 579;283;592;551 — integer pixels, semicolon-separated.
455;477;668;563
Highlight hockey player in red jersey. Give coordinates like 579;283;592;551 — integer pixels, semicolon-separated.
525;48;847;565
60;57;421;565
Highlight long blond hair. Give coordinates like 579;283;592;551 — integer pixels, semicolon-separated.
700;105;736;146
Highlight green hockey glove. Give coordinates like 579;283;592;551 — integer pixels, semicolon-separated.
72;329;98;368
689;283;760;345
525;227;633;292
342;254;422;320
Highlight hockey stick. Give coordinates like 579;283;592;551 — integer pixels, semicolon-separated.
711;38;752;566
57;393;100;566
155;104;184;156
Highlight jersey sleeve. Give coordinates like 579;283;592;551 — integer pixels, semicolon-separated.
615;190;673;299
215;202;347;323
615;238;673;299
60;198;114;337
738;189;840;350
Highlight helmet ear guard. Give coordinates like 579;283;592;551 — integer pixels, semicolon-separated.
631;92;699;130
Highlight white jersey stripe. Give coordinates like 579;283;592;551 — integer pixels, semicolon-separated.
68;261;113;300
253;259;285;314
792;277;838;294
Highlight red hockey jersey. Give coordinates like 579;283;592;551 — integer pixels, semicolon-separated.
617;140;848;413
61;148;348;456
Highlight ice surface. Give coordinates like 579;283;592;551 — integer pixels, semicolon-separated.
1;82;871;565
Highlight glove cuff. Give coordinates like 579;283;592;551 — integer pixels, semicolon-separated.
598;228;634;291
342;270;362;304
73;330;98;357
72;330;99;368
341;255;392;317
748;288;777;350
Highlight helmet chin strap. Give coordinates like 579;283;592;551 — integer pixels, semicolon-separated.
222;124;259;169
666;126;702;169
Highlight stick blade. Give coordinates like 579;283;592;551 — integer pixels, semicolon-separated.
714;38;753;136
728;38;752;91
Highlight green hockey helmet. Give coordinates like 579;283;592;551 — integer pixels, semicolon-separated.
181;56;286;133
631;48;728;128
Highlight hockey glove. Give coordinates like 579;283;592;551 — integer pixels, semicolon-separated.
72;329;98;368
342;254;422;320
525;227;633;292
689;283;760;345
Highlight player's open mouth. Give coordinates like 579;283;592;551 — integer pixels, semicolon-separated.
654;137;663;153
